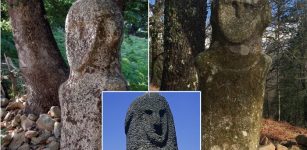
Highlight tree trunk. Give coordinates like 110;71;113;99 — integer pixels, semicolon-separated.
150;0;164;87
161;0;206;90
7;0;68;114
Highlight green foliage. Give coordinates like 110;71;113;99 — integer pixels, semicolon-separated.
52;28;68;65
1;31;18;62
44;0;74;27
121;35;148;90
124;0;148;37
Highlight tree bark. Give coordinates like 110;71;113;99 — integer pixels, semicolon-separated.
161;0;206;90
150;0;164;87
7;0;68;114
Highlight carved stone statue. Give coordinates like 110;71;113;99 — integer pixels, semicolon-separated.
125;93;178;150
195;0;272;149
59;0;127;149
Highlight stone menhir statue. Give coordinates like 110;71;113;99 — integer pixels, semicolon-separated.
59;0;127;149
125;93;178;150
195;0;272;149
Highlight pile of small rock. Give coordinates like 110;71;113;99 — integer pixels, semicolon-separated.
259;135;307;150
0;96;61;150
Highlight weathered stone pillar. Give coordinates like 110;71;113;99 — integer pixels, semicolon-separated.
125;93;178;150
59;0;127;149
195;0;272;149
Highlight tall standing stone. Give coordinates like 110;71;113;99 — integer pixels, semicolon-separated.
59;0;127;149
195;0;272;149
125;93;178;150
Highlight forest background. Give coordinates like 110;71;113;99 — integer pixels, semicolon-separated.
149;0;307;128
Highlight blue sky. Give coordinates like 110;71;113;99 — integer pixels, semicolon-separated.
103;92;201;150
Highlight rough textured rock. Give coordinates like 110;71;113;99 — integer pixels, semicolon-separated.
125;93;178;150
36;114;54;131
195;0;272;150
59;0;127;149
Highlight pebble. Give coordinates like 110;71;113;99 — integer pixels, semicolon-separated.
53;122;61;138
36;114;55;131
25;130;39;138
48;106;61;118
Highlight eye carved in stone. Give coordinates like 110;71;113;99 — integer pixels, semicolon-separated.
145;110;153;115
159;109;166;117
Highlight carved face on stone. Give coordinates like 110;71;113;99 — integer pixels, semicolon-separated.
65;0;123;72
142;103;168;144
213;0;271;43
125;93;178;149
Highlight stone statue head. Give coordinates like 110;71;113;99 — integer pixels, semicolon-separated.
125;93;178;150
211;0;271;44
65;0;123;72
